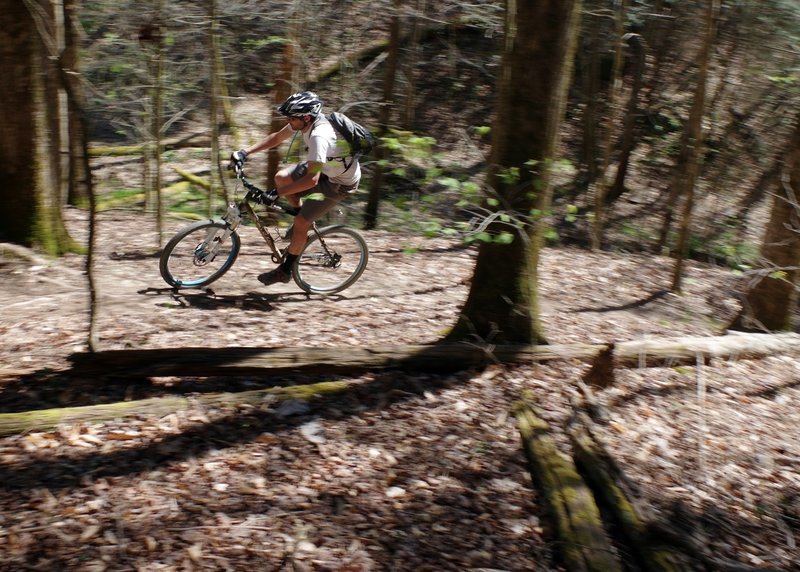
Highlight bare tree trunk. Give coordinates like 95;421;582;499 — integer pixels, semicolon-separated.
267;1;299;187
591;0;627;251
730;115;800;332
53;0;70;207
578;8;601;191
402;0;425;128
2;0;80;256
60;49;99;352
671;0;720;293
0;1;37;246
448;0;582;344
55;0;100;349
605;33;646;205
363;0;401;230
153;4;165;243
141;0;165;245
207;0;228;210
63;0;88;205
26;0;75;256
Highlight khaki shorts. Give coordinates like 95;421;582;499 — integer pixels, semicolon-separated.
289;162;358;222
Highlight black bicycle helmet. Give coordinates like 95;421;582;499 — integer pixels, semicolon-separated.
277;91;322;117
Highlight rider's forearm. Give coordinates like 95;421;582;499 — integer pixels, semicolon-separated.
244;125;292;156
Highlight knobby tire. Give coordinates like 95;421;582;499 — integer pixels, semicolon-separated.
159;220;241;289
292;225;368;294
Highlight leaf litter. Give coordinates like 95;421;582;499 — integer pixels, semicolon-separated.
0;210;798;570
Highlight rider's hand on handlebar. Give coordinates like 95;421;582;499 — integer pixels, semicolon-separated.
229;149;248;170
255;189;279;206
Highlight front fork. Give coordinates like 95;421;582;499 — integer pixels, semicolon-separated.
195;203;241;264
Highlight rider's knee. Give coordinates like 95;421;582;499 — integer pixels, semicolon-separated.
274;172;292;187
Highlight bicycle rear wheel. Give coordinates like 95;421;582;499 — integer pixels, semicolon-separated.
160;220;241;288
293;225;368;294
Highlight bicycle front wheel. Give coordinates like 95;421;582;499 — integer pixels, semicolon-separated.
160;220;241;288
293;225;368;294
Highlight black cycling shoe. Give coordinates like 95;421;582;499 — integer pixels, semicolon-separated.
258;267;291;286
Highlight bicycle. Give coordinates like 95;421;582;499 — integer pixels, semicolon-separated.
159;166;369;294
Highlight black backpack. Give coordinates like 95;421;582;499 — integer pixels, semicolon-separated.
327;111;376;160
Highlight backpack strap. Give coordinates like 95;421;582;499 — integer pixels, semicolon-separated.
285;130;300;162
309;114;359;171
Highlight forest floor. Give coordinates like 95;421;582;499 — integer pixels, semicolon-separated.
1;208;800;571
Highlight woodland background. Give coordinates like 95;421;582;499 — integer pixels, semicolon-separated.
1;0;800;571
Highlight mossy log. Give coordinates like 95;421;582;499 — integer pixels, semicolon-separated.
514;397;623;572
89;133;210;157
171;166;211;190
96;181;193;211
568;414;687;571
0;381;350;437
10;332;800;437
65;332;800;379
0;242;52;265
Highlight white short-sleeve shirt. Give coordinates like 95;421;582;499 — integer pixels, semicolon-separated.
303;115;361;187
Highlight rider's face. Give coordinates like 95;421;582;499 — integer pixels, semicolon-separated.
287;116;306;131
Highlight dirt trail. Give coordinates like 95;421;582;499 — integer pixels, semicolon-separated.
1;208;741;375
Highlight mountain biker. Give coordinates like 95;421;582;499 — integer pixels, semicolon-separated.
229;90;361;286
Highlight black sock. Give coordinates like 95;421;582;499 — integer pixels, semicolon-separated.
280;253;299;272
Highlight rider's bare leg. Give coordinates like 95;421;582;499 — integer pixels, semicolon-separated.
287;215;311;256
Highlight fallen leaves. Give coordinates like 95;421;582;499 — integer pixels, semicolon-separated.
2;213;800;569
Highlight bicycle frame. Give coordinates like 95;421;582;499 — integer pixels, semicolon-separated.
232;170;326;264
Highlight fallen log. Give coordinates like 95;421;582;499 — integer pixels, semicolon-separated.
568;413;687;571
0;380;350;437
514;396;623;572
66;332;800;379
172;166;211;190
89;133;210;157
96;181;195;211
0;242;52;266
613;331;800;367
67;342;603;378
15;332;797;436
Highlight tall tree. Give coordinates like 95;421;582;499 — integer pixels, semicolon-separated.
1;0;76;255
63;0;88;205
591;0;628;251
604;33;646;206
208;0;229;212
657;1;716;257
670;0;720;292
140;1;165;243
58;7;99;350
730;115;800;332
267;1;299;187
401;0;426;128
0;1;37;246
447;0;582;345
363;0;401;230
577;4;602;192
36;0;74;255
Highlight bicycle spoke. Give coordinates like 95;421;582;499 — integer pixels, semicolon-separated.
293;227;368;294
160;222;240;288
